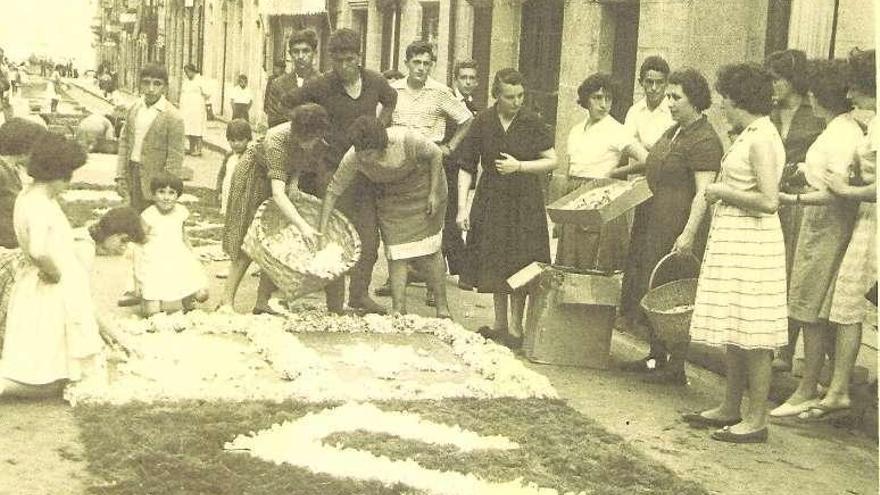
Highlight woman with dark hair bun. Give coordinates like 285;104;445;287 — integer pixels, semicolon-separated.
453;68;558;348
619;68;723;385
682;64;786;443
764;49;827;372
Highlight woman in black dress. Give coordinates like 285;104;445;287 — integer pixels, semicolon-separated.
455;68;558;347
619;68;723;384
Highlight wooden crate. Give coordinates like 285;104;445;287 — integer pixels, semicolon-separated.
546;177;652;227
516;265;622;369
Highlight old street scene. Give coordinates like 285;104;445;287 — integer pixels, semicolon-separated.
0;0;877;493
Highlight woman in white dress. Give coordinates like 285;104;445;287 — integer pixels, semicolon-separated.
682;64;788;443
180;64;209;156
0;134;137;398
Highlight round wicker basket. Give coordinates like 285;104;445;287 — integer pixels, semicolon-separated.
242;195;361;300
640;252;699;345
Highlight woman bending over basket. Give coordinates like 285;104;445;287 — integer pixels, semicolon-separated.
318;116;450;318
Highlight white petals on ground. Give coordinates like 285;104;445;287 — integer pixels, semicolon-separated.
65;310;557;405
225;402;582;495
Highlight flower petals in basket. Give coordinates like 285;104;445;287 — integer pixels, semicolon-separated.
242;195;361;300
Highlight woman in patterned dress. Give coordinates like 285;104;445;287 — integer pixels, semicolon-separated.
219;105;331;314
682;64;787;443
770;60;862;419
798;49;877;420
454;68;558;347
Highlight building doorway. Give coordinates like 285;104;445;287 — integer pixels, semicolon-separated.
608;1;639;122
518;0;564;133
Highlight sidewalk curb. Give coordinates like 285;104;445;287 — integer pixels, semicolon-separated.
64;78;231;155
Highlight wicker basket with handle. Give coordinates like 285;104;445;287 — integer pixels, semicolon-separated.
639;252;700;345
242;195;361;300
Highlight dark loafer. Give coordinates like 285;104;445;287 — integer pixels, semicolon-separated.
619;356;664;373
252;306;282;316
373;282;392;297
710;426;768;444
349;297;387;315
682;412;742;429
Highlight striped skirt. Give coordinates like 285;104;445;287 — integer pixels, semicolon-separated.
690;203;788;350
829;204;877;325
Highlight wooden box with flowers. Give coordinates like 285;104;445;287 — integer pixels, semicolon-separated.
546;177;652;227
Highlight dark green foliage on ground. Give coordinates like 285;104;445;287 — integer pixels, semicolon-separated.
74;398;708;495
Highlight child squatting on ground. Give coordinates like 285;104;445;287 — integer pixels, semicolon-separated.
135;173;209;316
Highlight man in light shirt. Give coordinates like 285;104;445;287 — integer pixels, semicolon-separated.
115;63;184;212
624;56;673;151
373;41;473;304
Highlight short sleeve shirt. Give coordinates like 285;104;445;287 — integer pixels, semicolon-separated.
286;68;398;165
391;77;473;143
624;98;674;149
567;115;636;179
457;106;554;176
802;113;863;191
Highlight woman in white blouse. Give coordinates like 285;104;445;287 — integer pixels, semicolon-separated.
556;73;648;272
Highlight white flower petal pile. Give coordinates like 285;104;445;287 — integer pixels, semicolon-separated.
224;402;584;495
65;310;557;405
61;189;123;203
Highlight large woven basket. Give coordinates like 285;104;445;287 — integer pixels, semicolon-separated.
640;253;699;345
242;195;361;300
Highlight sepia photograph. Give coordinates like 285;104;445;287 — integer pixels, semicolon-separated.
0;0;877;493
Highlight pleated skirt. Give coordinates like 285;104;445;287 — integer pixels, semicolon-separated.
690;203;788;350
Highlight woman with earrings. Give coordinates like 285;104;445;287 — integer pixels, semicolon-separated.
455;68;558;349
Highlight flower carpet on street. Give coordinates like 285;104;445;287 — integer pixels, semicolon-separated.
60;179;708;495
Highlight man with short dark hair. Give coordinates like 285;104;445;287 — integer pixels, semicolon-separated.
286;28;397;314
624;55;673;150
115;63;185;212
264;29;320;128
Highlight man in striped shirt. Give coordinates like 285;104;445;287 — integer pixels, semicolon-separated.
374;41;473;304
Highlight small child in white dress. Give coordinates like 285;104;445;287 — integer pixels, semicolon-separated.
136;174;208;316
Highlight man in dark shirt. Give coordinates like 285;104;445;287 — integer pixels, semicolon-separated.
264;29;321;128
285;28;397;314
0;118;48;248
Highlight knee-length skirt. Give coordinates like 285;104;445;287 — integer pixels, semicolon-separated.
690;203;788;350
376;168;447;261
829;203;877;325
222;156;271;259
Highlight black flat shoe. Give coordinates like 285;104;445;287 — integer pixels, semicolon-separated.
682;412;743;429
349;297;387;315
710;426;768;444
373;282;392;297
252;306;282;316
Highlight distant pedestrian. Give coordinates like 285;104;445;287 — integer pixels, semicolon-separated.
229;74;253;121
180;64;210;156
135;174;208;317
264;28;320;128
116;63;185;212
47;65;63;113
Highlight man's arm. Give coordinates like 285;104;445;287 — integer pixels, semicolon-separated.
375;73;398;127
115;107;132;190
